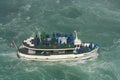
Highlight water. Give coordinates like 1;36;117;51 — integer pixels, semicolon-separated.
0;0;120;80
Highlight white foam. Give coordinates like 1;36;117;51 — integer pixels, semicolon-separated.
0;23;3;26
56;0;60;4
111;38;120;49
0;37;3;40
21;4;31;11
0;52;17;59
24;67;38;72
26;16;31;20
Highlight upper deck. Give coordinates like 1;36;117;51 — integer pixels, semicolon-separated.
23;32;75;50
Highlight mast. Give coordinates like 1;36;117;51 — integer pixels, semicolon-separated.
74;30;78;40
74;31;82;46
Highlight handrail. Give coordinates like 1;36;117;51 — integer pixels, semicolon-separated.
21;44;74;51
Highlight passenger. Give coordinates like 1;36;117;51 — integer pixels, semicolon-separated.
41;32;46;40
42;39;47;46
52;36;55;45
94;44;99;48
34;35;38;47
46;34;50;38
34;34;40;47
86;45;91;52
89;42;93;50
58;37;62;46
45;39;48;46
48;40;52;46
52;32;55;37
77;48;82;53
80;44;84;53
37;37;40;46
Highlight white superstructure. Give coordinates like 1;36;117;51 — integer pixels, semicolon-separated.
74;31;82;47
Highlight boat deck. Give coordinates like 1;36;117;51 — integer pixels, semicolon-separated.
22;42;75;52
18;44;94;56
18;47;74;56
23;42;75;49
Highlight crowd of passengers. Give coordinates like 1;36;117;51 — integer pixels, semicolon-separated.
33;32;75;47
74;42;99;53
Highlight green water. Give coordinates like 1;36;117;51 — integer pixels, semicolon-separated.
0;0;120;80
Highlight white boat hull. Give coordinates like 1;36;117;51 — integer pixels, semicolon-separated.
17;48;99;61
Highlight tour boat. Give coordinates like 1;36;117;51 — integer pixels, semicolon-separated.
17;31;99;61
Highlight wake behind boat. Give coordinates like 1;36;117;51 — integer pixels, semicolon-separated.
17;31;99;61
